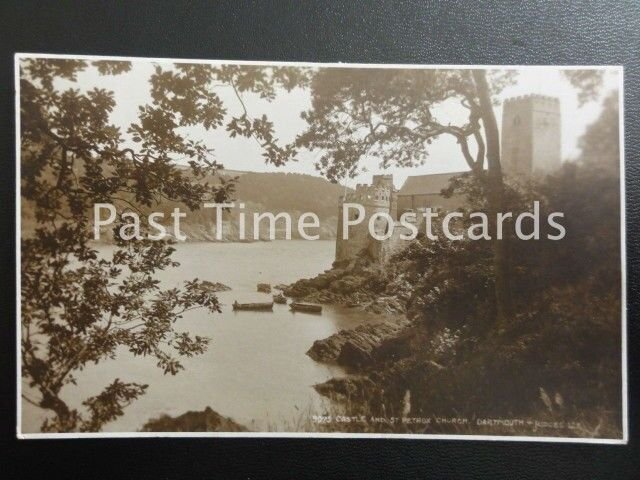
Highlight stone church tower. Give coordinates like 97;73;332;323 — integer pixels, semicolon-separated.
501;94;561;175
334;94;563;265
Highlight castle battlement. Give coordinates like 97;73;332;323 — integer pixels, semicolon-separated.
502;93;561;175
343;183;392;204
504;94;560;106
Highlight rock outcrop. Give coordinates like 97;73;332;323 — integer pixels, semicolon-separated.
307;317;411;368
313;376;377;403
283;259;409;315
257;283;271;293
141;406;247;432
314;357;446;407
199;280;231;292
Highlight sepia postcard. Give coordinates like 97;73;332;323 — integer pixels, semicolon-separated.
16;54;626;442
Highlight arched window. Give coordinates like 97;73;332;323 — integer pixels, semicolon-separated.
513;115;521;126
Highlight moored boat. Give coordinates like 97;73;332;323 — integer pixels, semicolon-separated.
232;301;274;311
289;302;322;314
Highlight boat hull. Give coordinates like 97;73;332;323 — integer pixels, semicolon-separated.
232;301;274;311
289;302;322;314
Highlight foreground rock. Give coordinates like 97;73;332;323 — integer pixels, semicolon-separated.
307;317;411;368
141;406;247;432
313;375;376;402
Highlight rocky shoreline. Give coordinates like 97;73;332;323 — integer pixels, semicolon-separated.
283;257;415;366
282;257;410;315
279;256;428;413
143;254;425;430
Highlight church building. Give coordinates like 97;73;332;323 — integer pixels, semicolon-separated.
334;94;562;264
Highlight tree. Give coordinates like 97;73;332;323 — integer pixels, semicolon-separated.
576;90;619;172
296;67;516;323
404;93;622;426
20;58;309;432
333;92;622;430
296;67;606;327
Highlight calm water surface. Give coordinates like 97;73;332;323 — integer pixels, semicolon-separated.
23;240;376;432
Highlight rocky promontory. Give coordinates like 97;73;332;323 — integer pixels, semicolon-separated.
283;257;411;315
307;317;411;368
285;255;419;374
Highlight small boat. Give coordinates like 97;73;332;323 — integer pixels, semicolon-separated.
289;302;323;314
273;293;287;304
233;301;273;311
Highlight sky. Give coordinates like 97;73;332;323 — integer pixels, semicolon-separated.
53;59;620;190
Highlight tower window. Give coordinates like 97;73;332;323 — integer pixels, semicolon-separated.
513;115;521;126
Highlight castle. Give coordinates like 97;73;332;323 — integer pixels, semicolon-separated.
334;94;562;265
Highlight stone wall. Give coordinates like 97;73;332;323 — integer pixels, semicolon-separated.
367;224;413;264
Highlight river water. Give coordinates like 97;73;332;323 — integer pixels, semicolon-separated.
22;240;376;433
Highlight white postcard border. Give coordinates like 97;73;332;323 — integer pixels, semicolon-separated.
14;53;628;444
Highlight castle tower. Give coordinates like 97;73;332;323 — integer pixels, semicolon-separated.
335;177;393;265
372;174;397;220
501;94;561;175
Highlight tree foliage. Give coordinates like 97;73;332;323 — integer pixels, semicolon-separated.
296;68;516;181
389;93;621;430
296;67;520;323
20;58;309;432
296;67;610;327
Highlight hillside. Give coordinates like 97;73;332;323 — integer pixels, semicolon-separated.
22;168;349;242
228;171;347;220
180;171;347;241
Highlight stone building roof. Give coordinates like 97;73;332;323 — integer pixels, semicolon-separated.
397;171;468;197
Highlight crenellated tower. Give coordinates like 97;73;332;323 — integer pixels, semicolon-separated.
501;94;561;175
335;175;395;264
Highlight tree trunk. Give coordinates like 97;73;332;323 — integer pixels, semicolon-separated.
472;69;513;328
41;389;75;431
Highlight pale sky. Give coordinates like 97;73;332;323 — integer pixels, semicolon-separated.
52;60;620;190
